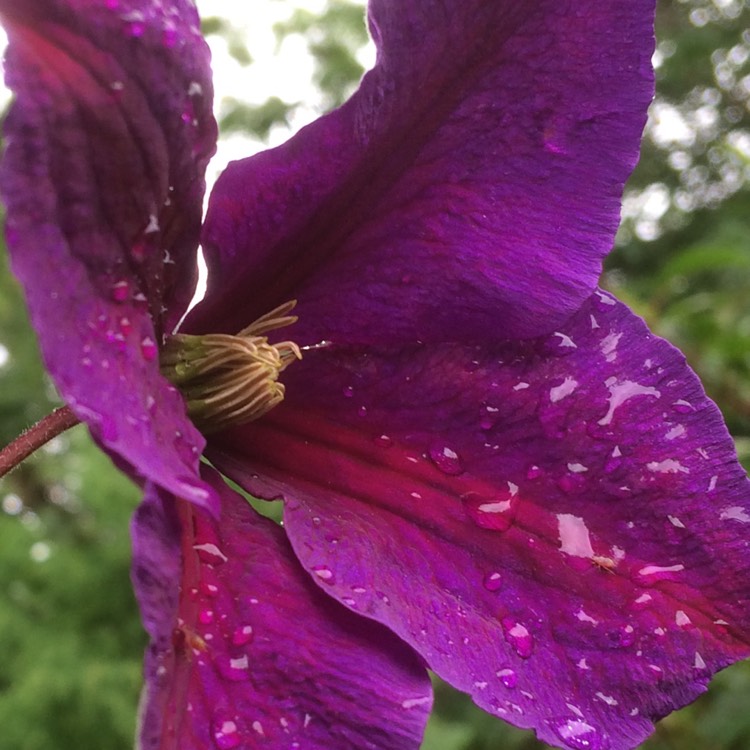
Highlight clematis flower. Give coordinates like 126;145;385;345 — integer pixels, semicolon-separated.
1;1;750;749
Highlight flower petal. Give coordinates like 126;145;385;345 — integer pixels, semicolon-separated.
0;0;217;507
195;0;654;343
209;291;750;750
131;472;432;750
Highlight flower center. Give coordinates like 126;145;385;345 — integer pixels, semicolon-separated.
161;301;301;433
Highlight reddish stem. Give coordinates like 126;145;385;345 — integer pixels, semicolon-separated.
0;406;81;479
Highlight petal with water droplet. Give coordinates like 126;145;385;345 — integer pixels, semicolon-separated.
210;292;750;750
0;0;217;509
131;471;431;750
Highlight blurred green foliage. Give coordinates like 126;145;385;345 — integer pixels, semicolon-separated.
1;1;750;749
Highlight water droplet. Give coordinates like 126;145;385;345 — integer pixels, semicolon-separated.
607;624;635;649
199;582;219;598
111;279;129;302
496;667;517;688
232;625;254;646
551;718;604;750
483;572;503;591
343;386;354;398
429;445;464;475
672;399;694;414
636;563;684;586
374;434;393;448
463;482;519;531
212;717;241;749
163;27;178;47
222;654;250;681
526;465;544;480
140;336;157;361
502;617;533;658
198;608;214;625
479;405;500;430
357;405;368;417
193;543;228;566
312;565;335;584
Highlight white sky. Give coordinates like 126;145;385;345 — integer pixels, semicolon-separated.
200;0;371;182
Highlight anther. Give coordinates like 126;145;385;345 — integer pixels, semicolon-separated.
161;301;302;433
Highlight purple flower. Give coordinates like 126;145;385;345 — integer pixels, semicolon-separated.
2;1;750;749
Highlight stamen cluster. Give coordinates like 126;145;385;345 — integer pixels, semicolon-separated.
161;301;301;432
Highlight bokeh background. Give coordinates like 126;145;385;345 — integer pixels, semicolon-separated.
1;0;750;748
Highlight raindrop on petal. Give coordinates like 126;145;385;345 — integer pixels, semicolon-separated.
111;279;129;302
551;718;604;750
193;542;228;566
462;482;519;532
212;717;241;750
140;336;158;361
429;445;464;475
496;667;518;688
231;625;254;646
502;617;533;658
312;565;335;584
483;572;503;591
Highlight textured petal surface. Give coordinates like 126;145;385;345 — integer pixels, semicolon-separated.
209;292;750;750
0;0;217;508
131;472;432;750
195;0;654;343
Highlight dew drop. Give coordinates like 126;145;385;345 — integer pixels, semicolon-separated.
428;445;464;475
636;563;684;586
140;336;158;361
551;718;603;750
200;582;219;598
193;543;228;566
223;654;250;681
232;625;254;646
212;717;241;750
374;434;393;448
163;27;178;47
343;386;354;398
502;617;533;658
198;608;214;625
672;399;694;414
483;572;503;591
111;279;129;302
312;565;335;584
462;482;519;532
496;667;518;688
526;465;544;480
608;624;635;649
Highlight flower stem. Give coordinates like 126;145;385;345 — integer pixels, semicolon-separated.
0;406;81;479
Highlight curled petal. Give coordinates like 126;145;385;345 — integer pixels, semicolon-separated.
196;0;654;344
210;292;750;750
0;0;218;507
131;472;431;750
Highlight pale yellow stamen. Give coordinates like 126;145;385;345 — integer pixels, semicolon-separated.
161;301;302;433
